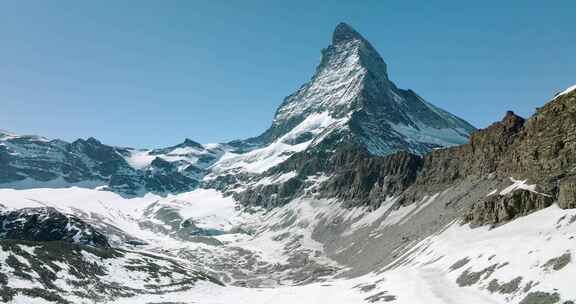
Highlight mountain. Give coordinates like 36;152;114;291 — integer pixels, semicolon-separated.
208;23;475;206
245;23;474;154
210;23;473;175
0;22;575;304
0;131;223;195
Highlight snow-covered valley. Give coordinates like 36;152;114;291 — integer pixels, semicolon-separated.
1;185;575;304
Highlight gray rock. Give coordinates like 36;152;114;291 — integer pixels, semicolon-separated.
0;207;109;247
463;190;554;227
519;292;560;304
559;177;576;209
543;252;571;271
487;277;522;294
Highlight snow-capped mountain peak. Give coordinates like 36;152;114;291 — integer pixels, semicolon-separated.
250;23;474;157
214;23;475;180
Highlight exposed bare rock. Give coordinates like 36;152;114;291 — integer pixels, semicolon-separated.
318;150;423;208
542;252;571;271
463;190;555;227
559;176;576;209
519;291;561;304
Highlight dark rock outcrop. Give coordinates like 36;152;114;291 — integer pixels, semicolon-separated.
0;207;110;247
318;150;423;209
232;146;423;209
463;190;555;227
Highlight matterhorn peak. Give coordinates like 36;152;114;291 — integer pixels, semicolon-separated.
247;23;474;155
332;22;366;45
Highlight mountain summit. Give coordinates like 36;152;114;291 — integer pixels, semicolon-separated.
332;22;366;44
248;23;475;156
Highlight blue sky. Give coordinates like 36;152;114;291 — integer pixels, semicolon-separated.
1;1;574;148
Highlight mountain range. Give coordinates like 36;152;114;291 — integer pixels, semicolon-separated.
0;23;575;304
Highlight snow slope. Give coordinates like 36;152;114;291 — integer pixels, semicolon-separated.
0;188;576;304
211;112;348;175
121;204;576;304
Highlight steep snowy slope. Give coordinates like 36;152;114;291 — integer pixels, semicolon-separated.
97;204;576;304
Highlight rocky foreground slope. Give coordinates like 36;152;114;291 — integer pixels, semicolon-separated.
0;23;574;304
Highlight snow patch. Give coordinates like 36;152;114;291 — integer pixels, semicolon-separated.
499;177;539;195
555;84;576;99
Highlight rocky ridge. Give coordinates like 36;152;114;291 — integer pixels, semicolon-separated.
0;133;223;195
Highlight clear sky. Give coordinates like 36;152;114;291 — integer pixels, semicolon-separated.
1;1;574;148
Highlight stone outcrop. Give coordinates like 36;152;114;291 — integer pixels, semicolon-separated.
318;150;422;209
0;207;110;247
558;176;576;209
232;146;423;209
463;190;555;227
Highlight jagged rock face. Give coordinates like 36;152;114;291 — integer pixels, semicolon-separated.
500;90;576;185
0;134;98;183
463;190;555;227
398;89;576;225
319;150;423;208
0;207;109;247
558;176;576;209
230;145;423;209
416;89;576;195
409;111;527;189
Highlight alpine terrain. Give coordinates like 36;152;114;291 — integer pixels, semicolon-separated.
0;23;575;304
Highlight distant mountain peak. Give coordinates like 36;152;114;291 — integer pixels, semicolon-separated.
182;138;204;149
